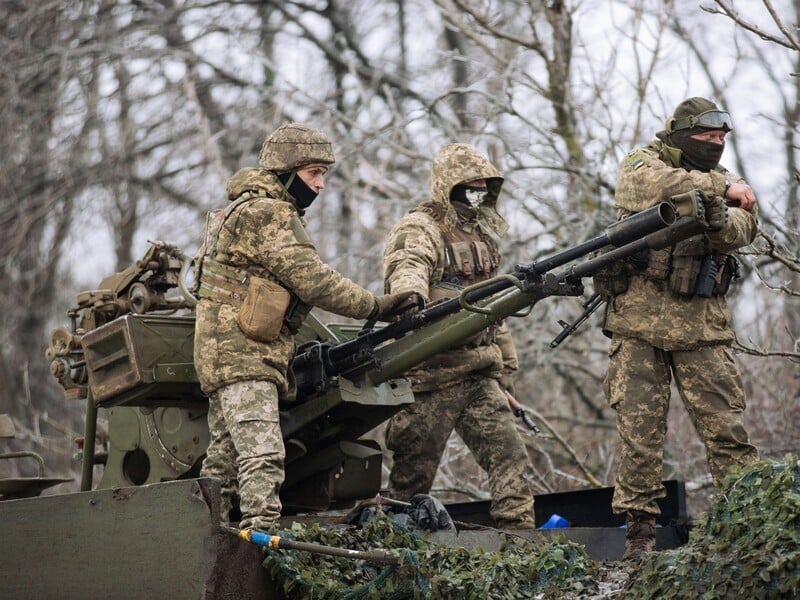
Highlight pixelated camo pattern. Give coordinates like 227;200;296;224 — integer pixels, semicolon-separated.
604;139;759;351
386;375;535;526
194;167;377;393
382;144;516;387
201;380;284;530
606;337;758;513
257;122;335;173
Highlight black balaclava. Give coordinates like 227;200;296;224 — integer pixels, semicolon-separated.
278;171;318;209
449;184;488;215
667;130;725;172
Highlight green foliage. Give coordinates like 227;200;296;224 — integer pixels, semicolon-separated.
262;458;800;598
262;514;598;599
625;455;800;599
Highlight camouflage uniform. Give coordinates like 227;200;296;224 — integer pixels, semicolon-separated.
383;143;536;528
604;108;759;520
195;125;391;530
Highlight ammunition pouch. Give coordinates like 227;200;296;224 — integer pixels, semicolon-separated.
198;258;294;341
591;244;669;297
236;276;291;343
448;242;476;277
668;235;709;296
435;225;501;348
446;241;496;278
641;247;671;281
714;255;740;297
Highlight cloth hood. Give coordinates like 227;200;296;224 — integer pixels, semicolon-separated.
429;143;508;236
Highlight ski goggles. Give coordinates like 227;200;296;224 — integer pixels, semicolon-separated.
670;109;733;133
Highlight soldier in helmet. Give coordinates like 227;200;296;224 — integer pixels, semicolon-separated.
382;143;537;529
194;122;414;531
603;97;760;560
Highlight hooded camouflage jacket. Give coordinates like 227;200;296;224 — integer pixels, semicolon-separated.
603;138;758;350
383;143;517;391
194;167;378;395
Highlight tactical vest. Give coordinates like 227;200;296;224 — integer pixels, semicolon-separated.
595;225;738;299
647;144;739;297
412;202;502;288
423;205;502;346
440;227;501;286
194;191;309;333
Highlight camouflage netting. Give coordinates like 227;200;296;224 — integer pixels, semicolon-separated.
258;456;800;599
625;455;800;599
262;514;598;599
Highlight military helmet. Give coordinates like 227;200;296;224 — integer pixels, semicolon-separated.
258;122;335;172
665;97;733;134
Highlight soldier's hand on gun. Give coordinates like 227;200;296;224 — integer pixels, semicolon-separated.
669;189;707;221
372;291;424;321
391;292;425;319
669;189;728;231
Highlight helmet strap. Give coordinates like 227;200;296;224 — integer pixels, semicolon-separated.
278;171;318;209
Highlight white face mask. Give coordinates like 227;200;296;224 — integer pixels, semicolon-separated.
462;186;489;210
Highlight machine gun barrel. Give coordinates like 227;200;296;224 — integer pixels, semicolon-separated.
518;201;677;275
439;201;676;304
293;203;693;395
560;215;707;280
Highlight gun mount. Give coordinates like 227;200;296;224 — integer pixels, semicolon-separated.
45;205;704;515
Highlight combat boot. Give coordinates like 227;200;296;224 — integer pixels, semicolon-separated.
622;510;656;561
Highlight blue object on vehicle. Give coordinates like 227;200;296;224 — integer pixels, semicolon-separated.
540;514;569;529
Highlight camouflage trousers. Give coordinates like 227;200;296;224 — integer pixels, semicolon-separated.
386;375;535;527
201;379;285;530
605;335;759;515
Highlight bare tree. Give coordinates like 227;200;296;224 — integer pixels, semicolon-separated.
0;1;86;475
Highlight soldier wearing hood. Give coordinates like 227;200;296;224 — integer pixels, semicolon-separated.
194;123;413;531
382;143;536;529
604;98;760;560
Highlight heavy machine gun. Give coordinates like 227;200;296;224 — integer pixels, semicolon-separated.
291;202;687;392
47;204;704;513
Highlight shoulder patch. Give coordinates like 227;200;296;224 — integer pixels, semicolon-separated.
625;149;650;170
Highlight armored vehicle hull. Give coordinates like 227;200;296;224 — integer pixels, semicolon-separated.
0;477;688;599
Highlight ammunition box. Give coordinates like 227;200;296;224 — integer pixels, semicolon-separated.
81;314;203;408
